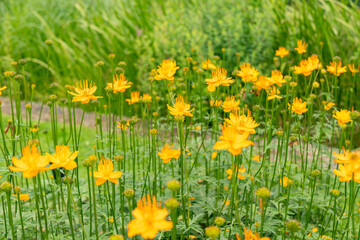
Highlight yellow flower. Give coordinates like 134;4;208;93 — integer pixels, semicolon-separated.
167;96;194;117
267;86;282;100
9;145;49;178
213;124;254;155
93;159;123;185
126;91;140;105
289;97;308;115
333;148;360;171
254;76;273;91
308;55;322;69
127;194;173;239
0;85;7;95
205;68;234;92
224;110;259;134
269;70;286;87
46;145;78;170
333;109;352;127
237;63;259;82
275;47;289;58
116;120;130;130
211;152;218;159
348;64;360;75
327;61;347;76
236;227;270;240
18;194;30;201
158;144;181;164
322;101;335;111
295;40;308;54
210;99;222;107
252;155;261;162
107;74;132;93
68;80;102;104
333;164;360;183
226;165;246;180
141;93;152;103
280;176;289;187
222;96;240;112
202;59;216;70
154;59;180;81
29;124;39;133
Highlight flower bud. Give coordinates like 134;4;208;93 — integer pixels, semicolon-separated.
108;53;116;59
311;169;321;178
109;234;124;240
290;81;297;88
284;75;292;82
255;187;270;200
286;220;300;233
214;217;225;227
205;226;220;240
14;186;21;194
312;81;320;88
150;128;158;136
330;189;340;197
0;181;13;192
165;198;180;211
14;74;23;80
94;61;104;68
276;130;284;137
114;155;123;163
350;110;360;120
167;179;181;192
45;39;53;45
123;189;135;199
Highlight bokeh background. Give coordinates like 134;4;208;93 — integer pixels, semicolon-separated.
1;0;359;94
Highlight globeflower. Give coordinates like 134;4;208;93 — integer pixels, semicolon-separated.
295;40;308;54
93;159;123;185
205;68;234;92
46;145;78;170
237;63;259;82
294;59;315;76
327;61;347;76
224;110;259;134
333;148;360;171
154;59;180;81
333;109;352;127
333;164;360;183
267;86;282;100
126;91;140;105
322;101;335;111
158;144;181;164
348;64;360;75
0;85;7;95
107;74;132;93
269;70;286;86
9;145;49;178
213;124;254;155
167;96;194;118
202;59;216;70
254;76;273;91
222;96;240;112
275;47;289;58
289;97;308;115
226;165;246;180
127;194;173;239
68;80;102;104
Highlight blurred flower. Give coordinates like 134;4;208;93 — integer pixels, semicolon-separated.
214;124;253;155
289;97;308;115
0;85;7;95
237;63;259;82
236;227;270;240
127;194;173;239
333;109;352;127
205;68;234;92
327;61;347;76
322;101;335;111
252;155;261;162
254;76;272;91
18;194;30;201
210;99;222;107
116;120;130;130
158;144;180;164
107;74;132;93
202;59;216;70
226;165;246;180
154;59;179;81
269;70;286;86
295;40;308;54
93;159;123;185
9;145;49;178
333;164;360;182
348;64;359;75
29;123;39;133
68;80;102;104
267;86;282;100
167;96;194;117
275;47;289;58
141;93;152;103
222;96;240;112
46;145;78;170
126;91;140;105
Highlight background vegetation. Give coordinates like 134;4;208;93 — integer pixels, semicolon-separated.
1;0;359;94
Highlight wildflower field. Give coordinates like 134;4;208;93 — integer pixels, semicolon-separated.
1;0;360;240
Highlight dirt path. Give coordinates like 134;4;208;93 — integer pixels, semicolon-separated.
0;97;98;127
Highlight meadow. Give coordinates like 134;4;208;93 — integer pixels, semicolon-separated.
0;0;360;240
